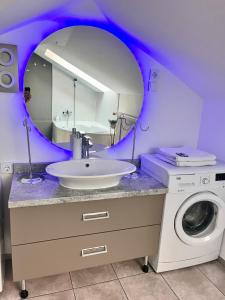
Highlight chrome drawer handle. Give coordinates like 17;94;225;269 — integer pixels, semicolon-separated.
82;211;110;221
81;245;108;257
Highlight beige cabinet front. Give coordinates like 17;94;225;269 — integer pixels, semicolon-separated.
10;194;165;281
10;195;164;245
12;226;160;281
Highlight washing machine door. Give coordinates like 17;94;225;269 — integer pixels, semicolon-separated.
175;192;225;246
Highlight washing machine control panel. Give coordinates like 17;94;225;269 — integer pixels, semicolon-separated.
169;172;225;192
169;174;197;192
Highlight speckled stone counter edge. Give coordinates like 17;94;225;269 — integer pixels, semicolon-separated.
9;162;167;209
9;188;167;208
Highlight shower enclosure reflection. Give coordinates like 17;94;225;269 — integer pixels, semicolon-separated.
24;26;143;152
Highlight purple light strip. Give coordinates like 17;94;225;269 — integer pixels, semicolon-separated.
18;17;149;160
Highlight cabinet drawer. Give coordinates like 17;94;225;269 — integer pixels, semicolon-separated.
12;225;160;281
10;195;164;245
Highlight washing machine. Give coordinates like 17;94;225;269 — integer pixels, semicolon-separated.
141;154;225;273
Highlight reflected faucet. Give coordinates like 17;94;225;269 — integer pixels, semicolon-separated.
63;110;72;128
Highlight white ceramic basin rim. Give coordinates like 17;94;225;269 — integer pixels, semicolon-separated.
46;159;136;189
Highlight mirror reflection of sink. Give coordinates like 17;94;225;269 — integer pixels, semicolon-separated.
46;159;136;190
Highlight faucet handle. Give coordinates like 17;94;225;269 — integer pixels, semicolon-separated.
85;136;93;148
81;132;87;141
84;135;91;140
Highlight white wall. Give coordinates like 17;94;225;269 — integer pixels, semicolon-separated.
198;100;225;259
198;100;225;161
52;67;98;122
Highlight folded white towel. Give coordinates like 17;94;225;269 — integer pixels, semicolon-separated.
155;154;217;167
157;146;216;162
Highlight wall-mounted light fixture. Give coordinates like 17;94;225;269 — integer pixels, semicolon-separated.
0;44;18;93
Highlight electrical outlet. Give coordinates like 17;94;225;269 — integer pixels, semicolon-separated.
0;162;13;174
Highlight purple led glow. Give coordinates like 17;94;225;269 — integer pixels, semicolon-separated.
19;17;150;160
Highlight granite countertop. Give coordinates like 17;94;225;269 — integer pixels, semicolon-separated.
9;167;167;209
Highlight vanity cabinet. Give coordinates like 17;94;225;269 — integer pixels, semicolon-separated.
10;194;164;281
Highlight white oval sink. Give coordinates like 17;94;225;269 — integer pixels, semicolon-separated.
46;159;136;190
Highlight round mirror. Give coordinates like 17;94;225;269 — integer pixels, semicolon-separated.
24;26;144;152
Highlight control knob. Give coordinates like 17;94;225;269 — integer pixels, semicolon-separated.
202;178;210;185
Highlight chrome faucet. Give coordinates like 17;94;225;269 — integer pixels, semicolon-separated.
70;128;91;159
81;134;91;159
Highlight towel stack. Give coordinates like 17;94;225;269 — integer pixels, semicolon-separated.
155;146;216;167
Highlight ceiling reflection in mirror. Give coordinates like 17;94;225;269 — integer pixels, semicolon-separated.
24;26;144;152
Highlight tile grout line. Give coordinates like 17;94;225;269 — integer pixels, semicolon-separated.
197;266;225;297
72;278;123;290
70;264;150;291
118;278;130;300
68;266;129;300
111;264;129;300
114;270;150;280
28;288;75;299
160;273;181;300
69;272;77;300
111;263;119;279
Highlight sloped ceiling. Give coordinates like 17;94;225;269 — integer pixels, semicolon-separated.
95;0;225;101
1;0;225;101
0;0;104;34
0;0;71;33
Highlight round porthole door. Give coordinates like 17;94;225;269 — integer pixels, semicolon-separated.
175;192;225;246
